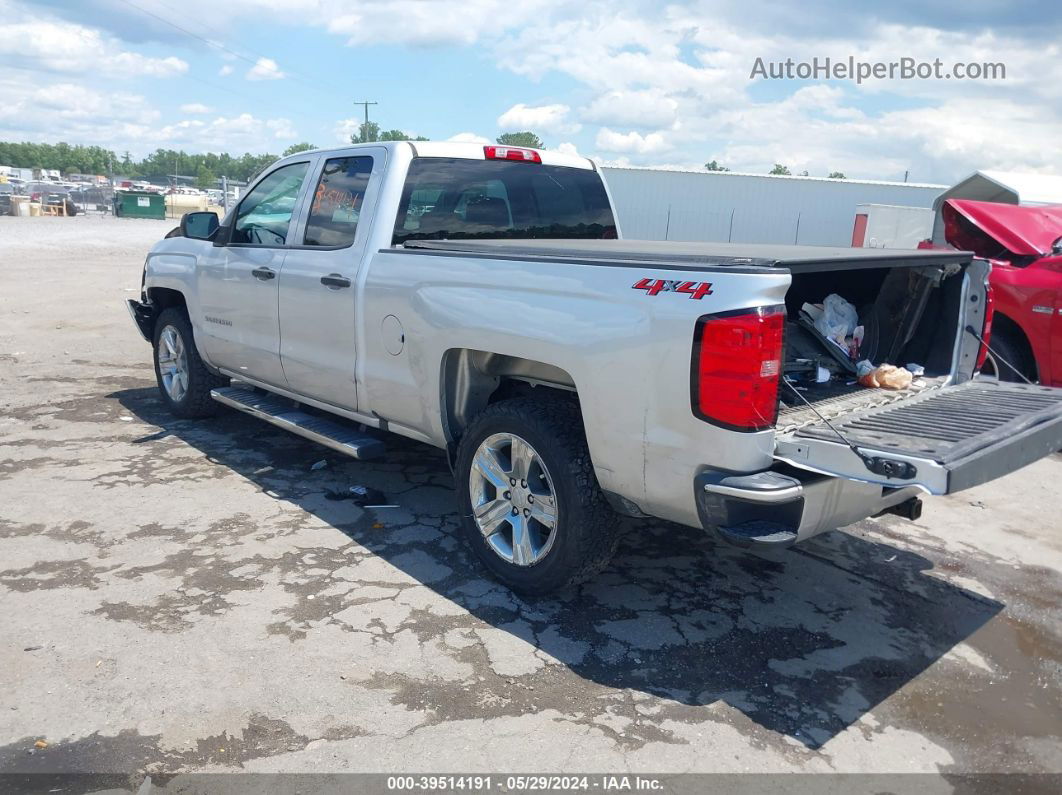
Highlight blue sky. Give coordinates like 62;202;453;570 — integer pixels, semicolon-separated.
2;0;1060;183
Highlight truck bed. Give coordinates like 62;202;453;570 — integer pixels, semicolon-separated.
400;239;971;274
777;376;950;431
406;238;978;436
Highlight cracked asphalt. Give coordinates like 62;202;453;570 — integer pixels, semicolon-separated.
1;216;1060;784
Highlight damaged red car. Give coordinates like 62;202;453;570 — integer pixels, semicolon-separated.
931;199;1062;386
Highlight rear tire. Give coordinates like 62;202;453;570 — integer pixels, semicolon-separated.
152;307;228;418
454;397;622;596
981;328;1035;383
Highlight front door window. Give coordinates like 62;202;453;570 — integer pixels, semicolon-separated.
231;162;309;246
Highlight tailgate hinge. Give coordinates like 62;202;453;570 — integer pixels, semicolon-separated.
862;456;917;480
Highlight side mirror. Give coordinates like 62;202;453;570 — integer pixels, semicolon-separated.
180;211;219;240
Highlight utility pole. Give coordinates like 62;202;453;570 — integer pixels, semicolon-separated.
353;100;378;142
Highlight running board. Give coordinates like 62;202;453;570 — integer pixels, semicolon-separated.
211;386;386;460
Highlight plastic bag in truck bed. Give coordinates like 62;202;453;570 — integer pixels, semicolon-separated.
813;294;859;347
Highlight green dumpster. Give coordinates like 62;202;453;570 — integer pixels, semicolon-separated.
114;191;166;220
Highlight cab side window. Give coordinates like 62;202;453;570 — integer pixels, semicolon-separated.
303;156;374;247
231;162;309;246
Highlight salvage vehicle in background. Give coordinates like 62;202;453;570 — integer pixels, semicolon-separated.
127;142;1062;594
929;199;1062;386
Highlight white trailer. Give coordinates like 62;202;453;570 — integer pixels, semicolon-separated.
851;203;934;249
0;166;33;182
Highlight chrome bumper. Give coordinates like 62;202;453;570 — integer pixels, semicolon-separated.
695;468;922;549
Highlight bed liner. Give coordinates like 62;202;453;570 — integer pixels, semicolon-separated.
778;377;950;432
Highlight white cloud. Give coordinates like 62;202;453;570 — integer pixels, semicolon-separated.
6;0;1061;181
497;103;580;135
0;80;158;127
448;132;492;144
710;93;1062;183
218;64;234;77
246;57;285;81
555;142;580;156
0;19;187;78
497;11;730;95
67;0;539;48
334;117;361;144
325;0;549;46
180;103;213;114
268;118;298;139
0;71;296;157
482;2;1062;177
0;77;158;151
158;113;297;151
583;90;679;130
594;128;669;155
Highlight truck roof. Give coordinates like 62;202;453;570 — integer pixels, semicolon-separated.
399;239;974;273
274;140;595;171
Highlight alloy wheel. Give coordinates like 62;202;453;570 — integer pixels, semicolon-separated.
157;325;189;403
468;432;559;566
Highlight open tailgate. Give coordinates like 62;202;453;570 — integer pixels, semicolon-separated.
774;381;1062;495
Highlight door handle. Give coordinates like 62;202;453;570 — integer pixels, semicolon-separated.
321;274;351;289
251;267;275;281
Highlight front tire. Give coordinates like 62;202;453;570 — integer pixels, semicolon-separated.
152;307;228;418
454;397;621;595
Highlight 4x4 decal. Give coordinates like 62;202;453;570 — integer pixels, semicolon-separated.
632;278;713;300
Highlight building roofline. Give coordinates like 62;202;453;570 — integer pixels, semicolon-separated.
599;164;946;189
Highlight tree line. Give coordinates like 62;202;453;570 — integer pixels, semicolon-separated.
0;140;295;183
0;129;550;186
1;137;851;184
706;159;846;179
349;123;544;150
3;136;854;183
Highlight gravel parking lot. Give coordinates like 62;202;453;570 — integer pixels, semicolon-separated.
1;215;1060;786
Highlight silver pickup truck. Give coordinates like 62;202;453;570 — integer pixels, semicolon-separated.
128;141;1062;594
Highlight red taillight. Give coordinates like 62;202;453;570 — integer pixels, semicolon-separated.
976;281;995;371
483;145;541;163
691;306;785;432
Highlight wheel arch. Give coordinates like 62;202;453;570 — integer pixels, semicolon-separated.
440;349;648;519
991;311;1038;380
147;288;223;376
146;286;188;314
439;349;580;445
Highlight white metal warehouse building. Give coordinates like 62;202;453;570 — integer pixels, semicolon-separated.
600;166;946;247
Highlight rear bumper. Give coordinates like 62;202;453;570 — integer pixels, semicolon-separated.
694;468;922;548
126;299;156;342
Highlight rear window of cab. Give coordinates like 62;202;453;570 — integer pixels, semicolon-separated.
392;157;616;244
